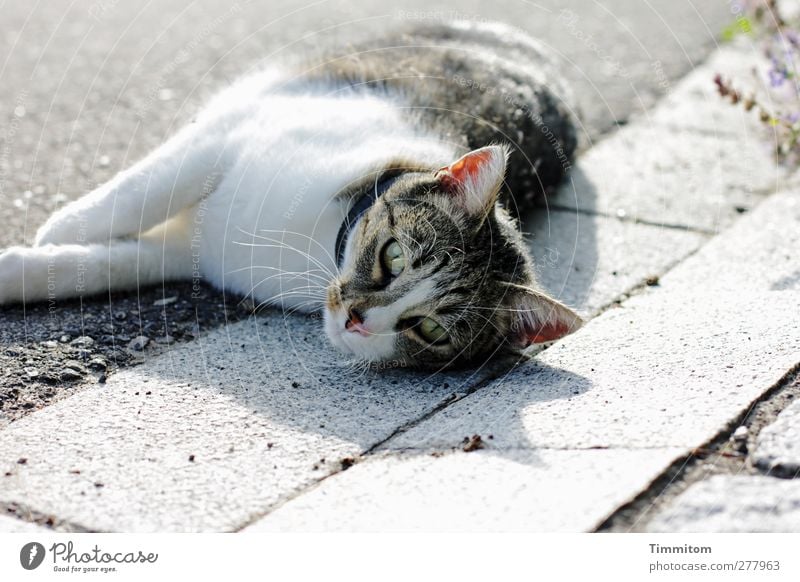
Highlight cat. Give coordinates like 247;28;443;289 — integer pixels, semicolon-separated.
0;20;582;369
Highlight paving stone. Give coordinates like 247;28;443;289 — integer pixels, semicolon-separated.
548;125;782;232
0;314;489;532
382;291;800;451
648;475;800;533
0;514;48;533
661;190;800;292
648;44;770;138
526;209;706;315
754;399;800;477
246;448;682;532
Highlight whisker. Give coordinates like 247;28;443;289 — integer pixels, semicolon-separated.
227;264;331;284
242;227;341;276
233;229;337;278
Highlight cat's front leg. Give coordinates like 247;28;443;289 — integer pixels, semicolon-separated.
35;123;225;247
0;245;64;304
0;244;132;304
0;211;196;305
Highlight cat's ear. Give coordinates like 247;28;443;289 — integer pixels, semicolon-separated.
435;145;509;216
507;285;583;347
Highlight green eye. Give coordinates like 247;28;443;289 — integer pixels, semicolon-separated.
382;239;406;277
418;317;448;344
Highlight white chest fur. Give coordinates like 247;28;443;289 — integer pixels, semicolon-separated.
194;82;455;310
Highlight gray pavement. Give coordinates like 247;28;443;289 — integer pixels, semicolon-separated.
4;2;799;534
648;476;800;533
755;400;800;478
0;0;731;418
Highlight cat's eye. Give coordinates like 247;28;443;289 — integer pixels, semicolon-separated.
417;317;448;345
381;239;406;277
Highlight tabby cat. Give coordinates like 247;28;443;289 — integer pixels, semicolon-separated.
0;21;582;368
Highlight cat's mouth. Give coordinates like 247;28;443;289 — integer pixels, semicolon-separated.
323;305;397;362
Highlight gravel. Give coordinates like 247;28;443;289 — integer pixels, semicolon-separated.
0;282;249;424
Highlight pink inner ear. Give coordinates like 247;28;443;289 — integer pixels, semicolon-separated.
438;149;493;191
522;321;571;346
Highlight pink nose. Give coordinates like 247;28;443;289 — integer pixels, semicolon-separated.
345;308;369;336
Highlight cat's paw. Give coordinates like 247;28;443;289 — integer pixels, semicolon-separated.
34;208;93;246
0;247;28;304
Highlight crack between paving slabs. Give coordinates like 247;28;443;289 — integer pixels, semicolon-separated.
0;500;97;533
230;359;520;532
541;205;717;235
594;362;800;533
227;206;731;530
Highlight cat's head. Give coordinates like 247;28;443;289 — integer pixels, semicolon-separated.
324;145;582;369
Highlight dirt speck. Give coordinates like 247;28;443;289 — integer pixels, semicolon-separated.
461;434;484;453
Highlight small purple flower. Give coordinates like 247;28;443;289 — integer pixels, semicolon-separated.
769;67;787;87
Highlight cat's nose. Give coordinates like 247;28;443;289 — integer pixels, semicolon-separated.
345;307;369;335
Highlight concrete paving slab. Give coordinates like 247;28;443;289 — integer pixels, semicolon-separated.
0;514;48;533
246;448;682;532
661;190;800;292
382;291;800;451
648;44;770;138
0;314;489;532
648;475;800;533
549;125;782;232
526;209;706;316
754;399;800;477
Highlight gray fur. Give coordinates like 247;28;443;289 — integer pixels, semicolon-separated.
296;20;578;210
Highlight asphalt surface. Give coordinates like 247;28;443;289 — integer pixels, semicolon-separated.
0;0;732;422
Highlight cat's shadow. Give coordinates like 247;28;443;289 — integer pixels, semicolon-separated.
162;310;592;468
525;167;602;316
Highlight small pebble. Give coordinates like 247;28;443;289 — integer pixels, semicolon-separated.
128;336;150;351
71;336;94;348
60;369;83;382
88;357;107;370
732;426;749;441
64;360;86;373
153;296;178;307
24;367;39;378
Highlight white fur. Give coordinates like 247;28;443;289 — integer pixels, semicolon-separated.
0;68;458;318
324;278;439;362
